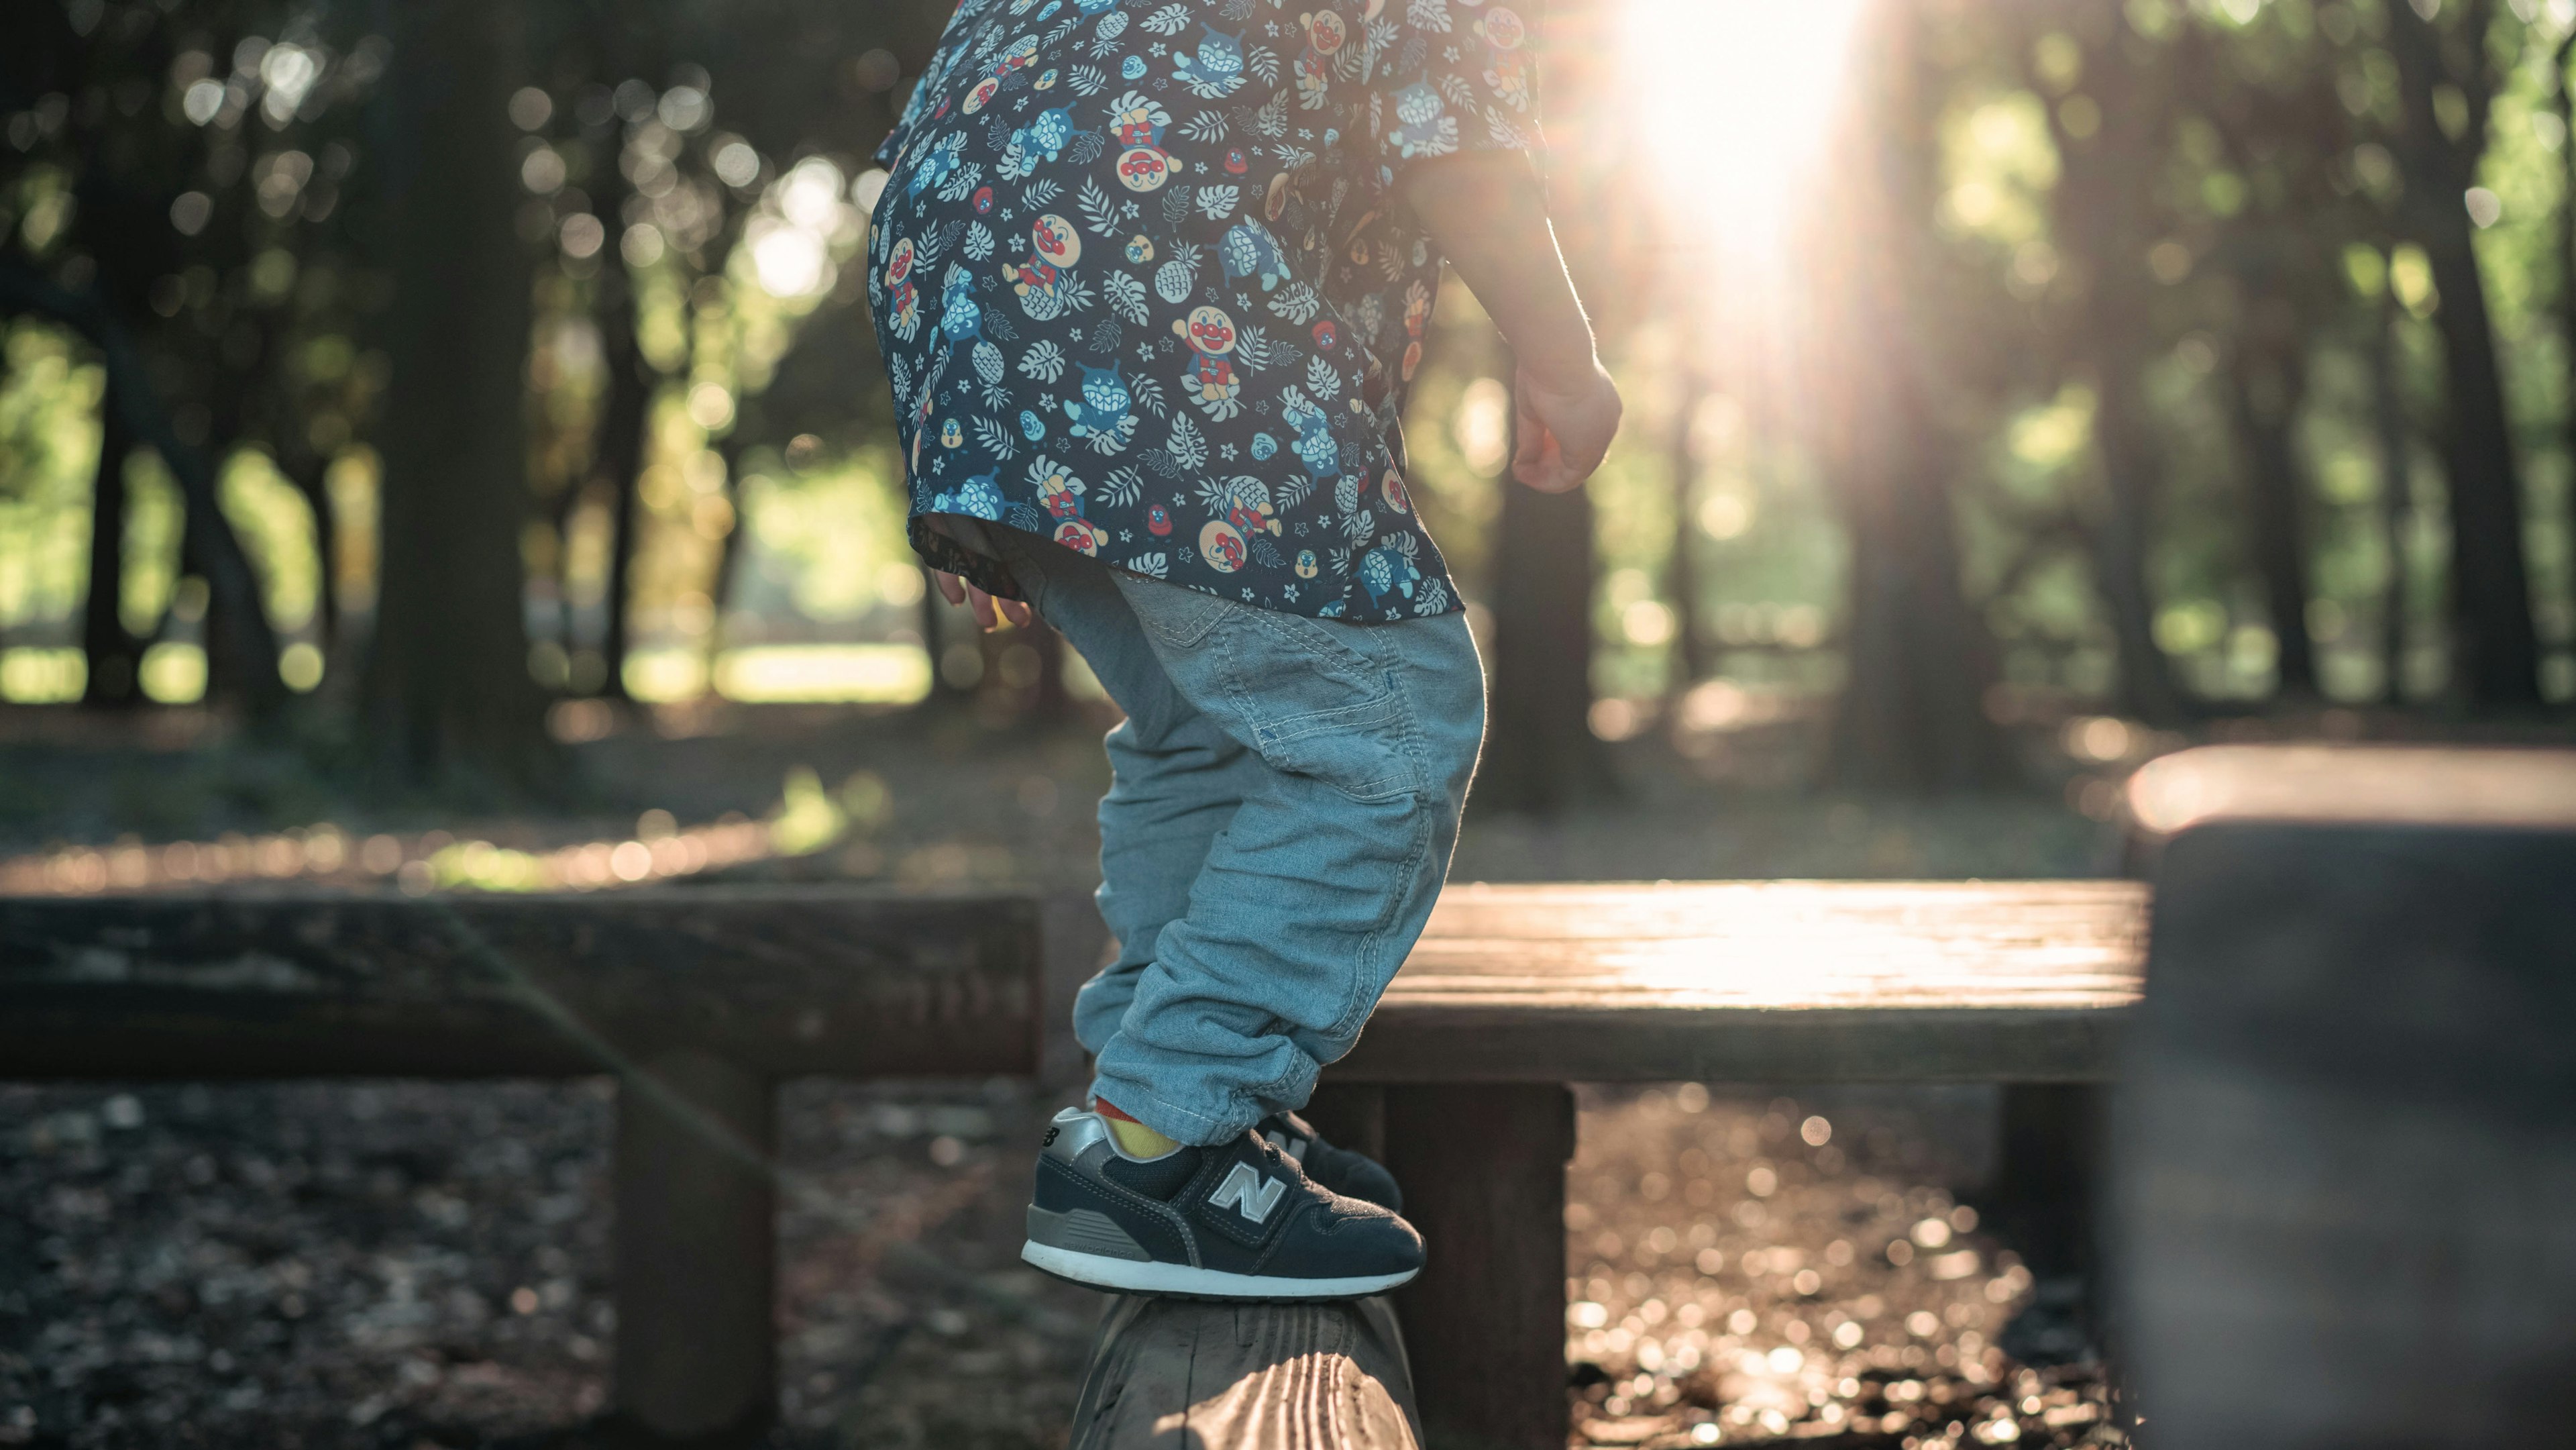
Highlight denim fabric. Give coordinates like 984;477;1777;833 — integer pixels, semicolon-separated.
977;524;1485;1146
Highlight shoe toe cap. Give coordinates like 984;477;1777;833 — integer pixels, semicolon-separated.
1289;1201;1424;1278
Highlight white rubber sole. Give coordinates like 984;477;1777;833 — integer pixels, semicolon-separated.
1021;1239;1418;1300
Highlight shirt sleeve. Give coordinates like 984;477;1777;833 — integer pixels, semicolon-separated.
1368;0;1545;171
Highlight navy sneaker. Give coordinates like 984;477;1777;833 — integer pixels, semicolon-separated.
1022;1106;1424;1299
1257;1110;1403;1213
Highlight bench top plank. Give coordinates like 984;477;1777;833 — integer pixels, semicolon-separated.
0;886;1042;1081
1336;881;2149;1085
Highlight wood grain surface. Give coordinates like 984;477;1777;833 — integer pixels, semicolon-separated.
1069;1296;1420;1450
1338;882;2148;1083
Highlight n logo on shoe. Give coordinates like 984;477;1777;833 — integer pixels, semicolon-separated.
1209;1161;1287;1225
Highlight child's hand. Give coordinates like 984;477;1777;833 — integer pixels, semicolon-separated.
933;569;1034;631
1512;360;1622;494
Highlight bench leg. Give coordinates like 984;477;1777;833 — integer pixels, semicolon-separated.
1385;1084;1574;1450
1983;1084;2102;1362
1300;1082;1387;1163
614;1050;776;1442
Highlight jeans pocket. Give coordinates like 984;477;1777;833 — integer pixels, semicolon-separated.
1224;611;1421;802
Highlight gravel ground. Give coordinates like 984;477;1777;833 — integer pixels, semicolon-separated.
1561;1086;2121;1450
0;1080;2119;1449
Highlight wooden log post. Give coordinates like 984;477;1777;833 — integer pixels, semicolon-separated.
2113;746;2576;1447
613;1050;777;1443
1383;1084;1574;1450
1071;1295;1420;1449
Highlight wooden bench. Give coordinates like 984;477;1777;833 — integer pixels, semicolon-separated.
0;886;1043;1444
1070;879;2149;1449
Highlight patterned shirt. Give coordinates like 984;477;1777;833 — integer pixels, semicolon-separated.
868;0;1541;621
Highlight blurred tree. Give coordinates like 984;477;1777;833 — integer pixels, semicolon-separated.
2370;280;2420;699
1815;0;2012;790
1663;363;1711;702
360;0;551;786
2194;21;2371;701
2022;0;2192;723
79;371;138;705
0;1;307;717
2382;0;2544;707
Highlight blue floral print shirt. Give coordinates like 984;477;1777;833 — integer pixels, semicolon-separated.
868;0;1542;621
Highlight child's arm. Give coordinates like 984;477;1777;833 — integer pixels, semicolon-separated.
1401;150;1623;493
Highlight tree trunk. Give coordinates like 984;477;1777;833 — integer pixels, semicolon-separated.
361;0;551;788
282;445;339;659
1819;2;2012;792
1665;370;1710;701
2373;288;2416;703
589;187;651;702
2385;0;2544;709
2037;0;2190;724
2418;227;2544;707
0;265;285;719
80;374;140;707
2227;337;2320;698
1481;361;1613;816
2560;34;2576;695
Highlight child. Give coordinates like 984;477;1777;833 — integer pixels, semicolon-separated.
868;0;1619;1298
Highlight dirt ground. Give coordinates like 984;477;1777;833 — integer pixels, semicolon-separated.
1;701;2127;1448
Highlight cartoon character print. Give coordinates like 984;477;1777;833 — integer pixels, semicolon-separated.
884;236;922;341
936;264;987;360
1174;305;1244;421
1386;81;1458;160
906;132;969;199
928;470;1007;521
1200;475;1284;540
1000;105;1103;180
1031;456;1085;520
1399;278;1432;381
1062;362;1138;451
1295;8;1347;109
1172;26;1248;99
1199;519;1249;573
867;0;1526;619
1279;386;1340;480
1003;215;1082;320
961;34;1042;115
1358;541;1422;607
1477;6;1534;112
1107;92;1175;193
1220;219;1292;293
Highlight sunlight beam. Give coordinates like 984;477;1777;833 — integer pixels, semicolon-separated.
1619;0;1868;256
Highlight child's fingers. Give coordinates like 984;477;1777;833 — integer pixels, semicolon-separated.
933;570;967;607
999;597;1034;629
1513;425;1581;492
1512;375;1548;471
966;584;1000;631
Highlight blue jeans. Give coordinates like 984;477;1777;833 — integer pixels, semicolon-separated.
974;525;1485;1146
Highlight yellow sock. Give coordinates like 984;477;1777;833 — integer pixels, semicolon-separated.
1097;1100;1180;1159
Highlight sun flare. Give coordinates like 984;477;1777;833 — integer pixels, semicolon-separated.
1619;0;1868;254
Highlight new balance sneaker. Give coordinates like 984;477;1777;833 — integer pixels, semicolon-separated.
1257;1110;1403;1213
1022;1105;1424;1299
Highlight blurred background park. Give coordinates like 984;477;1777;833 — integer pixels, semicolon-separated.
4;0;2575;1445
